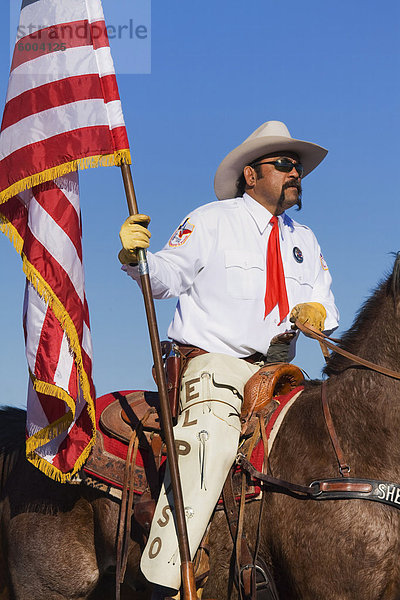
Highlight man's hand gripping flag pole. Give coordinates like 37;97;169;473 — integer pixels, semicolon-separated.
120;163;197;600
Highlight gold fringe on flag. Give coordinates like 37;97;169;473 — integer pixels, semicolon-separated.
25;386;95;484
0;215;23;254
0;212;97;484
0;149;132;206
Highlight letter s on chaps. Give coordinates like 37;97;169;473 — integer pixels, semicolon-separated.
157;505;173;528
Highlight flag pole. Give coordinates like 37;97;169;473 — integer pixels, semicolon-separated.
120;163;197;600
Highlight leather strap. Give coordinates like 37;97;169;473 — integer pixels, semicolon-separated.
237;455;320;497
321;382;350;477
251;418;280;600
238;456;400;511
116;431;137;600
223;423;279;600
295;320;400;380
236;425;263;599
175;344;208;361
222;474;256;600
115;409;153;600
222;467;280;600
245;351;269;364
175;343;268;365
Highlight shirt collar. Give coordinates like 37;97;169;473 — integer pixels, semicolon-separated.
242;193;294;235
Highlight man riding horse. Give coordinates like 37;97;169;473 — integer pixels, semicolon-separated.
118;120;339;594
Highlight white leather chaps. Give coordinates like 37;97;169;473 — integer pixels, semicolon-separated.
140;353;260;590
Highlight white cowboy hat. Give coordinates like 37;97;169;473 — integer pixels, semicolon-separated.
214;120;328;200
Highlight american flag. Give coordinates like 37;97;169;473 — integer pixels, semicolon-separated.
0;0;131;481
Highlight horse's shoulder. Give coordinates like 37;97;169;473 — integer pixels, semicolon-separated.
271;380;324;448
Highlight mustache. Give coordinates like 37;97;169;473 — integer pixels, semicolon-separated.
282;180;302;193
279;180;302;210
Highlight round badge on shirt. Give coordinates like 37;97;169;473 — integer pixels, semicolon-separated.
293;247;303;263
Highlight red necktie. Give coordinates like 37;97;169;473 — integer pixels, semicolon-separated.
264;216;289;323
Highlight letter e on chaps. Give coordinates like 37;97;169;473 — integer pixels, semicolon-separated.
185;378;200;403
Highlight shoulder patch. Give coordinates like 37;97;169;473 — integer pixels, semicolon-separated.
168;218;195;247
320;253;329;271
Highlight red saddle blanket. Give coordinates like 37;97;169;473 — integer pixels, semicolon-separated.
84;386;303;497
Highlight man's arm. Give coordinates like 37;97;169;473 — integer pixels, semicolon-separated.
307;244;339;332
119;209;214;299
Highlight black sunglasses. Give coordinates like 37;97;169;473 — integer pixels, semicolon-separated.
251;158;304;178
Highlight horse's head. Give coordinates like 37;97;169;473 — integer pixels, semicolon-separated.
325;252;400;376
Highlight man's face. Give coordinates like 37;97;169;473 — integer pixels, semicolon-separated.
244;151;303;214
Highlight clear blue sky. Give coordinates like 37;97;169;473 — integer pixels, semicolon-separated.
1;0;400;408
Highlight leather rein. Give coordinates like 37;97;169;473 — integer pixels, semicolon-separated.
294;319;400;380
238;321;400;511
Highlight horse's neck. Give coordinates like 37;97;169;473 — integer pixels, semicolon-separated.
327;328;400;438
327;288;400;378
326;290;400;422
349;319;398;368
315;271;400;473
325;367;400;478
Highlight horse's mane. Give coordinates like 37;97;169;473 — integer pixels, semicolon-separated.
324;252;400;376
0;406;26;453
0;406;26;493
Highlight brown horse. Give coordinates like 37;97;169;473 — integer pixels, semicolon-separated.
1;253;400;599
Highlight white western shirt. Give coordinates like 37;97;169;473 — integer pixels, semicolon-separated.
124;194;339;359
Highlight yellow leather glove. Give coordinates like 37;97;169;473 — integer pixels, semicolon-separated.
118;214;151;265
289;302;327;331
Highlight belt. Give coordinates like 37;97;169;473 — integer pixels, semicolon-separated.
175;343;267;365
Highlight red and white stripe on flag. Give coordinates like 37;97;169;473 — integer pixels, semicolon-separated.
0;0;131;204
0;0;131;481
2;173;95;480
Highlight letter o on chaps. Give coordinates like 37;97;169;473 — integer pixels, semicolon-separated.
148;537;162;559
